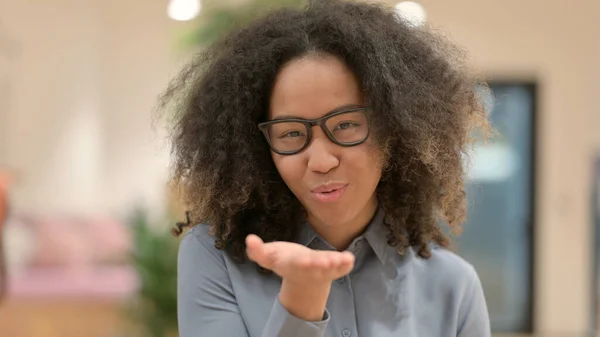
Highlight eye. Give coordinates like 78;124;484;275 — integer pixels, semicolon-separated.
279;130;304;139
334;121;360;130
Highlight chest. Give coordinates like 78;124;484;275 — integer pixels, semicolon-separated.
229;262;459;337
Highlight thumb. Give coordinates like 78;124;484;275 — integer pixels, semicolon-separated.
245;234;263;258
245;234;274;269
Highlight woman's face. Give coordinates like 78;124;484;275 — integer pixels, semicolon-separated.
268;54;383;243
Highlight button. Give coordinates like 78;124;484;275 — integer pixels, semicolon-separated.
342;329;352;337
336;277;345;284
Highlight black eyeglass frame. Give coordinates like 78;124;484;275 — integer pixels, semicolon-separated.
257;106;372;155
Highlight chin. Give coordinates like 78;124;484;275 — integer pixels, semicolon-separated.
305;202;358;227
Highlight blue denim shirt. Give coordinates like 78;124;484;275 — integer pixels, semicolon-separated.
177;208;491;337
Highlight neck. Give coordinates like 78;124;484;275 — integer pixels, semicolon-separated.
310;197;379;251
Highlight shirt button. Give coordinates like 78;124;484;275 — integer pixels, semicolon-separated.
342;329;352;337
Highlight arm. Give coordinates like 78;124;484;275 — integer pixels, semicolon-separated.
262;296;330;337
279;279;331;321
177;229;250;337
457;265;491;337
177;228;331;337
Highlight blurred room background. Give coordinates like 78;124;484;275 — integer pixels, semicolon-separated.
0;0;599;336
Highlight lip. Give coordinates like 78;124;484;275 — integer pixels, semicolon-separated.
310;183;348;203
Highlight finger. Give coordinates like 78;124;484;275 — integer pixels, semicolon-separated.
326;252;345;269
320;254;343;279
313;254;332;269
293;248;327;269
295;253;313;269
322;251;352;267
246;235;279;271
245;234;265;263
340;251;355;265
307;250;334;268
246;234;263;251
333;251;355;276
308;252;346;280
286;250;328;281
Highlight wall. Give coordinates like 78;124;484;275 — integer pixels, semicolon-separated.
0;0;188;218
394;0;599;334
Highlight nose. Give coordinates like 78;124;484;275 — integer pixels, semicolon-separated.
306;135;340;174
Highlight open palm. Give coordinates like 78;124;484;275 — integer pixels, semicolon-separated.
246;234;355;285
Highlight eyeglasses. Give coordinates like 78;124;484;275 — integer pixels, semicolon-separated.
258;107;371;155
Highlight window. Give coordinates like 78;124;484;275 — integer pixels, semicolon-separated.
457;83;536;332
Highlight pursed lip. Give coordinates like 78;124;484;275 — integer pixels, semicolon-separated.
310;182;348;193
310;183;348;203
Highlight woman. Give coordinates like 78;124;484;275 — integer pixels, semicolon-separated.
163;1;491;336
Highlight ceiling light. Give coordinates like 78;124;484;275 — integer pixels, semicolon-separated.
395;1;427;28
167;0;201;22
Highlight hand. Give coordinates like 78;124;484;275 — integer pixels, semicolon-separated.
245;234;355;286
246;234;354;321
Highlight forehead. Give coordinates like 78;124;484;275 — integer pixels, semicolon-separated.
269;54;364;120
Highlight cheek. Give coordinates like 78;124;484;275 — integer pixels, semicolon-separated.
272;154;305;190
349;144;384;179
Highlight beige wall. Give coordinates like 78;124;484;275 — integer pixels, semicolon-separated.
1;0;599;335
0;0;188;217
401;0;600;334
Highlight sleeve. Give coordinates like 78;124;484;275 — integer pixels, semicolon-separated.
177;227;330;337
262;299;330;337
177;229;250;337
457;265;491;337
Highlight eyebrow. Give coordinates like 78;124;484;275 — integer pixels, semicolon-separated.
270;103;365;121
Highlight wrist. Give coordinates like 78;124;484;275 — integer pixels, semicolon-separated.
279;278;331;322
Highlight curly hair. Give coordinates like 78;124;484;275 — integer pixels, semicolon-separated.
160;0;490;262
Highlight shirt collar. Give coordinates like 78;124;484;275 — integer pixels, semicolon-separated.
363;206;390;264
296;205;391;264
297;218;319;247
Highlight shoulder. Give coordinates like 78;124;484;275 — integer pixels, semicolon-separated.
409;245;480;296
183;223;216;247
406;246;490;334
427;246;478;281
180;224;217;251
178;224;227;272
